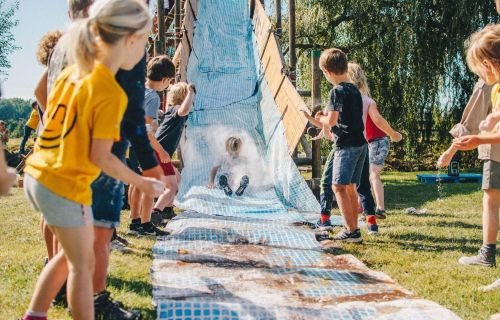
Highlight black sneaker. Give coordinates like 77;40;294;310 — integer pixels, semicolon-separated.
127;220;142;235
219;175;233;196
150;209;164;227
114;233;129;246
331;228;363;243
94;291;140;320
459;246;496;267
375;209;386;219
162;207;176;220
139;222;169;237
235;176;249;196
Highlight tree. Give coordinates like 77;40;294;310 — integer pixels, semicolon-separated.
283;0;497;168
0;0;19;77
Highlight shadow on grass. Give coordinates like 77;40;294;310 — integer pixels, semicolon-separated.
384;232;483;254
385;177;481;210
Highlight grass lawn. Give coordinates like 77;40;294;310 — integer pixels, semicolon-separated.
0;171;499;319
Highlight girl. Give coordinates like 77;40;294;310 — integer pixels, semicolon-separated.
208;136;250;196
348;62;403;220
452;24;500;267
22;1;164;319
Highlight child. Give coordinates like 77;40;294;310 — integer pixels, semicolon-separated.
21;1;163;320
19;102;40;156
315;48;367;242
153;82;196;219
208;136;250;196
128;55;177;236
348;62;403;221
0;120;8;147
450;24;500;267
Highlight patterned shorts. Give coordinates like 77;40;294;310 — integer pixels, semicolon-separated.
368;137;390;166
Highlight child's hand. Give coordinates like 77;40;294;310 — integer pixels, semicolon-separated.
137;177;165;198
188;84;196;94
207;182;215;189
453;135;481;151
390;132;403;142
314;111;325;121
0;167;16;196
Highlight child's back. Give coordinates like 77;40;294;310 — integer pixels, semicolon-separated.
329;82;365;148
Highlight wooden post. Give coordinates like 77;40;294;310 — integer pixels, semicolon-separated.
174;0;182;48
288;0;296;86
156;0;165;55
275;0;282;37
311;49;322;186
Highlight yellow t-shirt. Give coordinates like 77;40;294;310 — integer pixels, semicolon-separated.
492;83;500;112
25;109;40;130
25;63;128;205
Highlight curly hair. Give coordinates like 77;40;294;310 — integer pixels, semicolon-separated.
36;30;63;66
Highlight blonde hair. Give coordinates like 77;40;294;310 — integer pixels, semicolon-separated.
225;136;242;153
67;0;151;75
466;24;500;82
348;62;370;96
36;30;63;66
167;82;188;106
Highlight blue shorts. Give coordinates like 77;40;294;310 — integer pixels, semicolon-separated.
91;173;124;229
332;144;368;185
24;174;93;228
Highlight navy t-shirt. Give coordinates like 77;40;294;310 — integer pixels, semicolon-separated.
156;106;188;156
327;82;366;148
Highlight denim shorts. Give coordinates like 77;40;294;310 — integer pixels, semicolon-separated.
332;144;368;185
368;137;390;166
24;174;93;228
91;172;124;229
482;160;500;190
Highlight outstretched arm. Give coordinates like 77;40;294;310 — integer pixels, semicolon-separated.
34;69;49;112
367;102;402;142
208;165;221;188
177;85;196;117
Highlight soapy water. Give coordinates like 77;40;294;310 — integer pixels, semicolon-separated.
181;124;274;194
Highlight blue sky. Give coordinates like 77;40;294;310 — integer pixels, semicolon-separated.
3;0;68;99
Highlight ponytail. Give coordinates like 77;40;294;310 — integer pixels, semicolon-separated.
68;18;97;75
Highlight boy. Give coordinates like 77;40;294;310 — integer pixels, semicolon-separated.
315;48;367;242
128;55;176;236
153;82;196;217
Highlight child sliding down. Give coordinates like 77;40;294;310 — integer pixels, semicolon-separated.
208;136;250;196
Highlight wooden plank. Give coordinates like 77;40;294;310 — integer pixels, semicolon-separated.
253;0;308;154
177;0;198;82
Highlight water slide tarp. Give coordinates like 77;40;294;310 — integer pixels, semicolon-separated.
151;1;461;319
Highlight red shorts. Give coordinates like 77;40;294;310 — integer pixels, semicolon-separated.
154;151;176;176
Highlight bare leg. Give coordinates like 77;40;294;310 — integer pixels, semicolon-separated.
333;184;357;231
129;185;141;220
153;174;178;211
140;193;155;224
93;226;113;294
28;224;94;320
483;189;500;245
369;164;385;210
41;217;55;260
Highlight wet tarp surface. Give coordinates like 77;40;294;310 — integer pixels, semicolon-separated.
152;1;461;319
